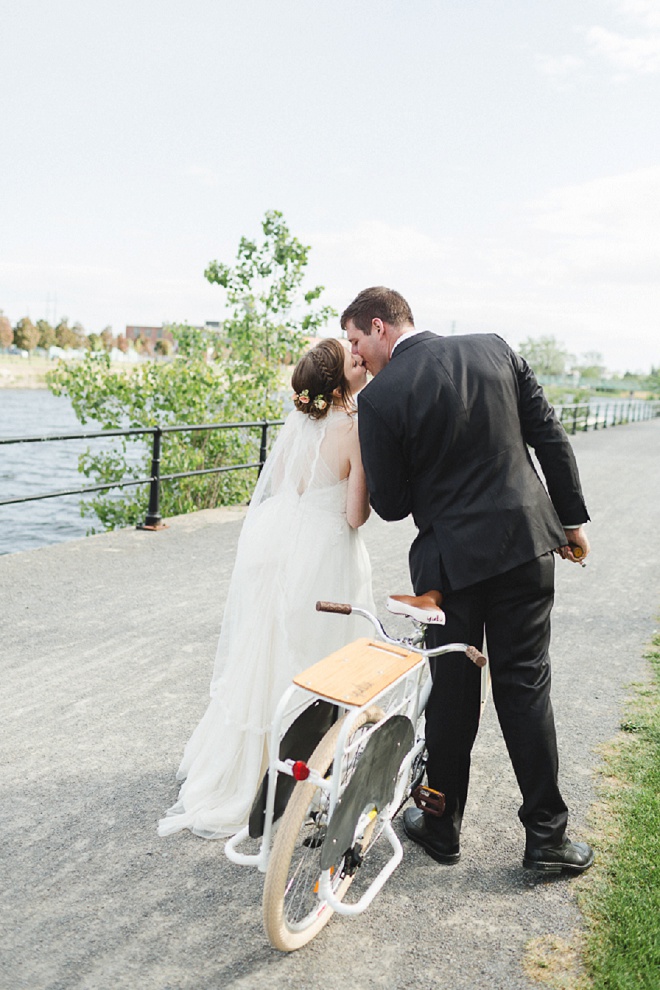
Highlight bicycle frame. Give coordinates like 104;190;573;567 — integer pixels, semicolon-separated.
225;648;432;878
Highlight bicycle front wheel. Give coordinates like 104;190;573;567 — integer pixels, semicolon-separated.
263;706;383;951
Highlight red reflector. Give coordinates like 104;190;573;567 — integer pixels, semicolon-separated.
292;760;310;781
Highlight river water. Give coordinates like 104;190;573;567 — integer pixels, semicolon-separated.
0;390;126;556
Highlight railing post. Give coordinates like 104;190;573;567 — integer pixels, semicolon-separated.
139;428;165;530
258;421;269;476
572;405;578;435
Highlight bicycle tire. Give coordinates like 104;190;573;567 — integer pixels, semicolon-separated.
263;706;384;951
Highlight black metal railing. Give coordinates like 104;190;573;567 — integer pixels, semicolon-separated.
1;400;659;528
556;399;660;435
0;418;283;529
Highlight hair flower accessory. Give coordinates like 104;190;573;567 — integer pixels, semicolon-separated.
293;388;328;410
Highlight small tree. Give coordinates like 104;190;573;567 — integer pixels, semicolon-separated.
14;317;40;353
100;327;114;351
72;322;90;349
47;327;264;530
574;351;607;380
87;333;104;352
55;319;81;350
0;312;13;349
642;366;660;394
205;209;336;413
36;319;57;349
154;338;174;356
46;211;335;532
517;335;572;377
164;323;212;361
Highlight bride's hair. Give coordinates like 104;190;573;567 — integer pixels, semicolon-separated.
291;338;352;420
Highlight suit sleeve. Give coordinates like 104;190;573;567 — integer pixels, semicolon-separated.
511;348;590;526
357;391;412;521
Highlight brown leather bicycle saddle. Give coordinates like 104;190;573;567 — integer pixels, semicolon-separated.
386;590;445;625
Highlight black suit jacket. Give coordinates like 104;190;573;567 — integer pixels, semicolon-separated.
357;332;589;592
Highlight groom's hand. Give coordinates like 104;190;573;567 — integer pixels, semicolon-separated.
556;526;590;565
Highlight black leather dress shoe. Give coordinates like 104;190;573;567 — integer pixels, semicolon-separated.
523;838;594;874
402;808;461;864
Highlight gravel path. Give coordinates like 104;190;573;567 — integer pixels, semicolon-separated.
2;417;659;990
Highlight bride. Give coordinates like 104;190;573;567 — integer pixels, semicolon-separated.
158;338;375;839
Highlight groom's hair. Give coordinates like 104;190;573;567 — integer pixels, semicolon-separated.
340;287;414;335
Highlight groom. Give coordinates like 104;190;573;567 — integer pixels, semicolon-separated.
342;286;594;874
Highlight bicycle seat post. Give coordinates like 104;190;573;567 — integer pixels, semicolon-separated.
402;620;426;650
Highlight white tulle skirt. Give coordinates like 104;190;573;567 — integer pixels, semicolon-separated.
158;484;374;839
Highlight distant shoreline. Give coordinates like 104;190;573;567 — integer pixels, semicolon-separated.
0;356;50;389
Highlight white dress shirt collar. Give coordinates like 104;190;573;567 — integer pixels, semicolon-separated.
390;327;433;357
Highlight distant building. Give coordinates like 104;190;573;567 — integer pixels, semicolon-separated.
125;325;175;351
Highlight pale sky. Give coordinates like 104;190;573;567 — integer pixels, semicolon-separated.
2;0;659;373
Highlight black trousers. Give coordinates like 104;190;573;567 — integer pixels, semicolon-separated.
422;552;568;846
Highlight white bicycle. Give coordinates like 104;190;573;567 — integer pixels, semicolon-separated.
225;590;488;951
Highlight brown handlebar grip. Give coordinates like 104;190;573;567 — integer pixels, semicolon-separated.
465;646;488;668
316;600;353;615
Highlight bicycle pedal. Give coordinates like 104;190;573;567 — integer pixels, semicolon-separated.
412;784;446;817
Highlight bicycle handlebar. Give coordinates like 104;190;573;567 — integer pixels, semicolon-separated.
316;600;487;667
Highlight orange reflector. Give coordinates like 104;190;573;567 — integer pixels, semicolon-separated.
314;866;334;893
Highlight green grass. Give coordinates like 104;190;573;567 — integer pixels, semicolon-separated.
578;635;660;989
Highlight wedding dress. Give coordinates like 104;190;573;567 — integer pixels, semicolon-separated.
158;407;375;839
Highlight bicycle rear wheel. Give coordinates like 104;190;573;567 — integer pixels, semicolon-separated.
263;706;383;951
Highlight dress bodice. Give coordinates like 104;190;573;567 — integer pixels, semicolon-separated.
247;408;357;522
